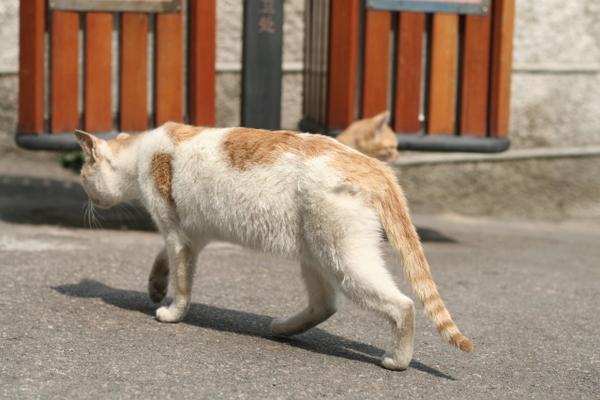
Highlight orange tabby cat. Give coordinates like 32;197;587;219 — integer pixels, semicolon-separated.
335;111;399;162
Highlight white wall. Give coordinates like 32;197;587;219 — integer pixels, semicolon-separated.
0;0;18;141
510;0;600;148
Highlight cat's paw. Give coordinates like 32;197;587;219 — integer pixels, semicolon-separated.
270;318;291;336
148;279;168;303
155;306;184;323
381;351;410;371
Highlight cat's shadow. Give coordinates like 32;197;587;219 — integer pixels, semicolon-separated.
53;279;456;380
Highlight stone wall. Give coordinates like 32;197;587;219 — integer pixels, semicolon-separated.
510;0;600;148
0;0;18;144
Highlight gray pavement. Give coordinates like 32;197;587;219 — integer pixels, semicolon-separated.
1;150;599;399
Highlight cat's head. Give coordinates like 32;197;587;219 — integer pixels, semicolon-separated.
75;130;138;209
336;111;399;163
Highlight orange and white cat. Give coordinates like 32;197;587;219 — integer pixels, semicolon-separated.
75;123;472;370
336;111;399;162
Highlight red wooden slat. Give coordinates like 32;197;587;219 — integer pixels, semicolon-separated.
188;0;216;126
460;15;492;137
489;0;515;138
18;0;45;134
393;12;425;134
361;10;391;118
84;13;113;132
155;13;184;126
327;0;360;129
120;13;148;132
51;11;80;133
427;14;459;135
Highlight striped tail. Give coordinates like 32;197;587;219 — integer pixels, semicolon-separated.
373;176;474;353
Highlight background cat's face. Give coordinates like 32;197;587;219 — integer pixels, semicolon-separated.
368;124;399;163
336;111;399;163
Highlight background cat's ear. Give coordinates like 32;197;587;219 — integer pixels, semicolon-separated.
116;132;130;140
75;130;100;161
371;111;390;137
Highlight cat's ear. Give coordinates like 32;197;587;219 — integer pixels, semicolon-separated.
75;130;101;161
116;132;130;140
371;111;390;137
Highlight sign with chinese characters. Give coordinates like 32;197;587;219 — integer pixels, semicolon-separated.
258;0;277;34
241;0;284;129
367;0;490;15
48;0;182;13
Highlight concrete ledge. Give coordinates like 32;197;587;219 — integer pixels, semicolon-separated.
299;117;511;153
395;145;600;167
394;149;600;220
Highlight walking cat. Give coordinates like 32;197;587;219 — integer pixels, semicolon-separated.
75;123;472;370
335;111;400;163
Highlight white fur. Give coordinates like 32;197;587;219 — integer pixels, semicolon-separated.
76;125;418;370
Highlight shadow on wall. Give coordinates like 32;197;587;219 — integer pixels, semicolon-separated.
0;175;155;230
0;174;456;242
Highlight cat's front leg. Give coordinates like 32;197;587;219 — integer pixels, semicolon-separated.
148;247;169;303
155;238;204;323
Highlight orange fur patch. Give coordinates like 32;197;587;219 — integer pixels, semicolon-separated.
223;128;344;170
106;133;141;154
151;153;176;208
164;122;204;144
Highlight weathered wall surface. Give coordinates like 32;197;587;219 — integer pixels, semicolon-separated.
395;154;600;219
510;0;600;148
0;0;18;143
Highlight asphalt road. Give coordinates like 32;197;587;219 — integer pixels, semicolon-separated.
1;158;599;399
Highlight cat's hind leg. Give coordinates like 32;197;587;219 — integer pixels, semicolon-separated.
337;240;415;371
148;247;169;303
271;261;338;336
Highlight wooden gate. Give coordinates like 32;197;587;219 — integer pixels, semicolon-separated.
17;0;215;150
301;0;514;152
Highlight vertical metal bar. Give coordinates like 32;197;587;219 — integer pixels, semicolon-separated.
241;0;284;129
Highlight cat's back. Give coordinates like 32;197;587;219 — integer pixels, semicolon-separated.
137;122;396;252
140;122;393;194
144;122;365;172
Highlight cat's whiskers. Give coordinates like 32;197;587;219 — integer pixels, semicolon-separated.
115;202;139;229
85;200;104;230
